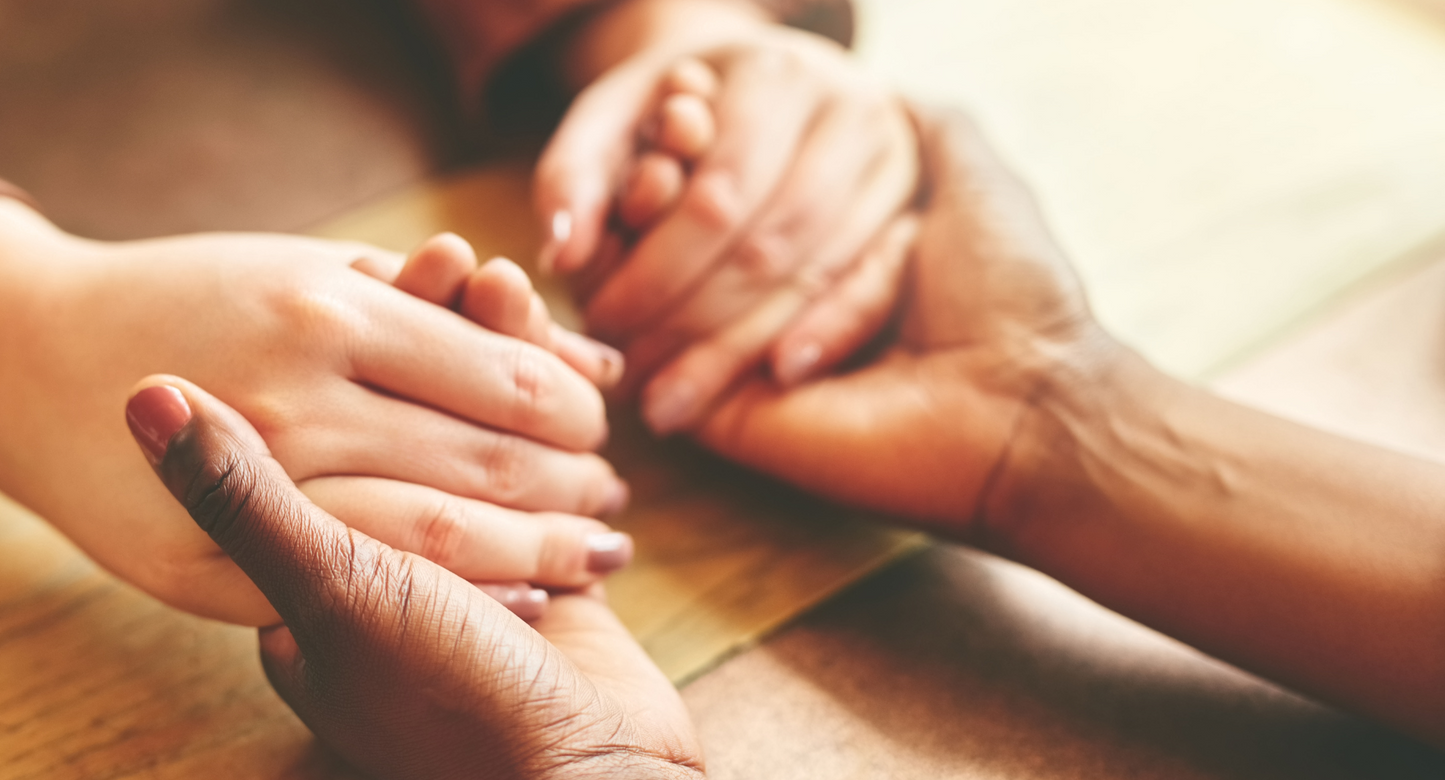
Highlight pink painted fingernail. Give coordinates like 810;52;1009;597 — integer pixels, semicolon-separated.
643;379;697;436
586;532;634;574
513;589;550;622
775;341;823;388
125;386;192;465
537;210;573;275
489;586;549;622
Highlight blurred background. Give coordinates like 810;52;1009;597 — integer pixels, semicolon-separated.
4;0;1445;383
6;2;1445;778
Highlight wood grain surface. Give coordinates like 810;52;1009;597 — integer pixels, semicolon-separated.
6;0;1445;777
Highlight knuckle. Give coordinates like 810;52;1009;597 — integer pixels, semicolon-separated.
181;450;261;544
266;281;369;353
413;497;469;569
236;391;299;441
681;171;744;234
792;261;838;301
504;344;556;432
748;45;805;79
730;230;795;284
477;434;532;505
332;528;405;617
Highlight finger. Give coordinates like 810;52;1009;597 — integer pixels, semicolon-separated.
468;583;548;622
302;476;634;587
125;376;386;625
460;256;535;339
455;262;623;388
637;214;918;434
522;292;555;346
772;215;919;386
127;377;561;637
551;325;626;390
663;57;719;100
639;285;804;435
349;254;404;284
353;290;608;452
618;152;686;231
635;98;917;348
694;357;989;522
258;624;306;707
567;230;629;306
275;385;627;516
393;233;479;308
655;93;715;161
536;59;662;274
584;58;825;341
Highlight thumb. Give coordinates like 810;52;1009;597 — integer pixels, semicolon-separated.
124;375;363;628
535;57;661;275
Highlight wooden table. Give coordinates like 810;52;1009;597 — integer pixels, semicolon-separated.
4;0;1445;777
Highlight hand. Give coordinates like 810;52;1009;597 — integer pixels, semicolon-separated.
536;20;919;434
692;106;1106;536
690;108;1445;747
126;376;704;780
0;205;630;625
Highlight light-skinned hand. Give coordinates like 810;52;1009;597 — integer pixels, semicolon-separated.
0;204;632;625
536;19;918;435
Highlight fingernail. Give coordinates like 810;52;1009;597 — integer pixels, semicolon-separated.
593;341;625;390
600;481;631;517
643;379;697;436
514;589;550;621
775;341;823;388
125;385;192;465
492;586;549;622
537;210;572;275
586;532;634;574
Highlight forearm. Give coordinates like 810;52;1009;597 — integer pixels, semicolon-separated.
989;347;1445;744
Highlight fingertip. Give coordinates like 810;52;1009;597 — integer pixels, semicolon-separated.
258;624;307;697
657;93;715;161
773;339;823;388
536;210;572;275
618;153;686;231
585;531;634;575
551;326;626;390
258;624;302;669
482;255;534;293
474;583;549;622
664;58;719;100
641;375;700;438
396;232;479;307
462;257;535;337
125;380;193;466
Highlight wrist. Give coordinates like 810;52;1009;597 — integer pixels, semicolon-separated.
0;199;83;306
974;330;1182;559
